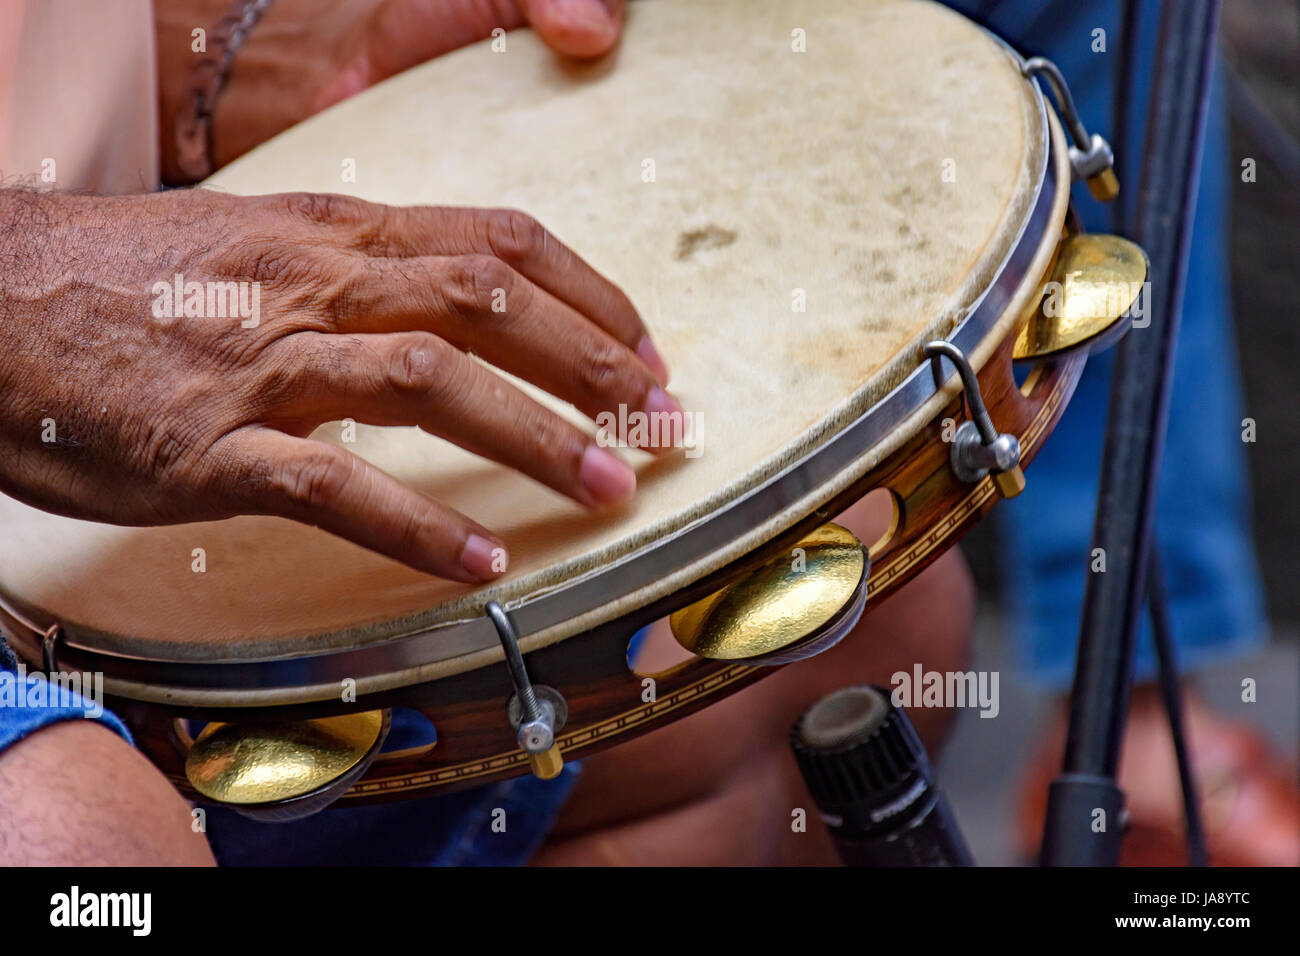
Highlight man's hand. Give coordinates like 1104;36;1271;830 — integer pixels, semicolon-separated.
156;0;626;182
0;188;674;581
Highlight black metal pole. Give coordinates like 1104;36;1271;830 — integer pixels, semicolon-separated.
1147;549;1210;865
1040;0;1221;866
1111;0;1141;237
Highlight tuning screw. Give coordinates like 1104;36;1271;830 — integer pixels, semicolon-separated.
994;465;1027;498
1087;166;1121;203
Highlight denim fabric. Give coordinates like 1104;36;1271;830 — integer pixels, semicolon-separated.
0;637;132;751
1;638;576;865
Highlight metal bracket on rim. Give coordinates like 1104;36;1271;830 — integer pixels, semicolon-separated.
486;601;566;780
1023;57;1119;202
41;624;63;674
924;341;1025;498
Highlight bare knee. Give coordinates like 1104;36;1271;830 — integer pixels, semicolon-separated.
0;720;215;866
536;744;838;866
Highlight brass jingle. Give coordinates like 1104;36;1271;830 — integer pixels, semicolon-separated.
1013;233;1148;364
670;523;868;664
186;709;389;819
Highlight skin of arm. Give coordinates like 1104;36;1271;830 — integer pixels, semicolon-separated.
153;0;626;182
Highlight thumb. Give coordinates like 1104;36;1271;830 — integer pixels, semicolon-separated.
316;0;624;114
522;0;625;58
316;0;528;111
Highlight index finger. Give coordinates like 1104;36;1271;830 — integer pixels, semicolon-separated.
224;428;510;583
325;203;669;384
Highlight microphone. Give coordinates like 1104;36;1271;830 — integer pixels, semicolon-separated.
790;684;974;866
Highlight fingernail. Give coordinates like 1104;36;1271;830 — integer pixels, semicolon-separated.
643;387;687;450
636;335;671;386
580;444;637;505
461;533;507;580
537;0;618;55
566;0;618;35
645;386;684;419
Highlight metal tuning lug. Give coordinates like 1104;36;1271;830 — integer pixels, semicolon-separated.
486;601;567;780
1023;57;1120;202
924;341;1025;498
41;624;63;673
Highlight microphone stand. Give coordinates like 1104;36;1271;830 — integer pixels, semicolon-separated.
1040;0;1222;866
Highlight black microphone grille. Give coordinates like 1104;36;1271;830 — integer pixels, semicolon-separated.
790;685;929;815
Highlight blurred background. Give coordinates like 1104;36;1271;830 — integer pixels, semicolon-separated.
944;0;1299;864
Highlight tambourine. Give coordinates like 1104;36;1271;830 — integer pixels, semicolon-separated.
0;0;1145;820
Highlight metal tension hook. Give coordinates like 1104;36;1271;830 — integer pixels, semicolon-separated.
924;341;1025;499
42;624;64;674
1023;57;1120;202
486;601;567;780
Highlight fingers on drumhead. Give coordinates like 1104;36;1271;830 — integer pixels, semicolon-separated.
225;429;510;583
324;255;678;448
470;207;650;355
261;331;638;509
524;0;624;58
390;206;650;351
271;197;663;381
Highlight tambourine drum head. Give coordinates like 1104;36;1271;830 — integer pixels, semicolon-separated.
0;0;1047;669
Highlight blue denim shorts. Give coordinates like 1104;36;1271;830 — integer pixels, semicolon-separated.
0;637;578;865
200;708;580;866
0;637;132;747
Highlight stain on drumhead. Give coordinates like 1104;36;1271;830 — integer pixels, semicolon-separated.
674;225;738;260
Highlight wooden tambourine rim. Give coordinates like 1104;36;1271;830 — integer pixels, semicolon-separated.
0;34;1083;803
127;307;1085;804
121;118;1081;802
